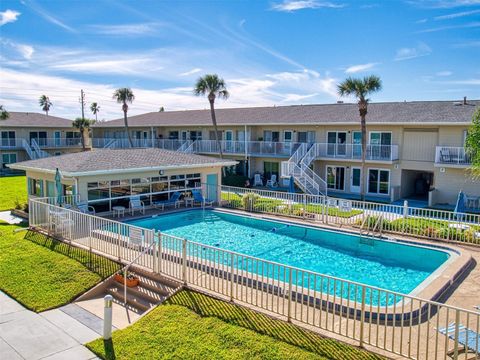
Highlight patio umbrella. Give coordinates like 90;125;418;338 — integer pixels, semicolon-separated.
288;176;295;193
55;168;63;206
454;190;466;221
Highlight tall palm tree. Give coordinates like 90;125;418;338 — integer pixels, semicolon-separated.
90;102;100;121
72;117;93;151
112;88;134;147
0;105;9;120
193;74;229;160
39;95;52;116
337;75;382;200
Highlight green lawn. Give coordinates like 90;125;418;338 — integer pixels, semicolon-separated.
0;176;27;211
0;222;120;312
87;290;382;360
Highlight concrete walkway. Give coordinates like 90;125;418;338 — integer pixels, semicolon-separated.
0;291;103;360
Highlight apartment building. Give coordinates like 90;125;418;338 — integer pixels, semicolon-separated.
88;99;478;208
0;112;84;173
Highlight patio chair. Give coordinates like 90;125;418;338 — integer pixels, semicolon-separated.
129;227;143;250
253;174;263;187
76;201;95;215
129;195;145;215
266;174;278;188
192;189;214;207
327;198;338;207
437;322;479;359
339;200;352;212
153;191;182;209
440;148;452;163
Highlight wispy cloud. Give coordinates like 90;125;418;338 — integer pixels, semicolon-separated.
344;62;379;74
416;18;428;23
1;39;34;60
436;70;452;76
394;42;432;61
27;1;75;32
271;0;344;12
179;68;202;76
408;0;480;8
434;8;480;20
88;23;162;36
452;40;480;47
439;78;480;85
0;9;21;26
418;21;480;32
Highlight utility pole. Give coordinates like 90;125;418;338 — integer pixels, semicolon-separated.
79;89;85;119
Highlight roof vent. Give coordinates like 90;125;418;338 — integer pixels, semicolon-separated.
337;101;344;104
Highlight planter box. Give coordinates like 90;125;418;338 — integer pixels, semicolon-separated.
114;274;139;287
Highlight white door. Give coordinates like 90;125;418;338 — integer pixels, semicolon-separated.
351;167;361;193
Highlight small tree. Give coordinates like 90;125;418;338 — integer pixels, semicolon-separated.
39;95;52;116
0;105;9;120
90;102;100;121
72;117;94;151
159;106;165;112
465;108;480;178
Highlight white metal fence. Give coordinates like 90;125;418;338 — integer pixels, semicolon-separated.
220;185;480;246
28;196;480;359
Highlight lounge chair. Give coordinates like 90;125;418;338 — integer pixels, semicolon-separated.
76;201;95;215
266;174;278;188
438;322;479;359
192;189;214;207
129;195;145;215
153;191;182;209
253;174;263;187
129;227;143;249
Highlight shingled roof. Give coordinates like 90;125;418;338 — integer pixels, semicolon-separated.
0;112;74;128
9;148;236;175
94;100;479;128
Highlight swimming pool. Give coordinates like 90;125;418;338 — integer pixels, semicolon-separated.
128;210;452;303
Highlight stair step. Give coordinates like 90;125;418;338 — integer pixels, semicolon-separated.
115;280;167;304
107;284;153;312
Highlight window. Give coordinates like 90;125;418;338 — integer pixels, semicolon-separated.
1;131;16;147
326;166;345;191
46;181;55;197
369;132;392;159
190;131;202;140
28;178;43;196
29;131;47;146
284;131;293;142
264;162;279;179
369;132;391;145
368;169;390;195
169;131;179;140
327;132;347;156
263;131;280;142
1;153;17;168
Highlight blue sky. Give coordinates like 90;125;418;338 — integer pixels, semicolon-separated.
0;0;479;120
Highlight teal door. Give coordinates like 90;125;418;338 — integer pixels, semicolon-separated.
206;173;218;202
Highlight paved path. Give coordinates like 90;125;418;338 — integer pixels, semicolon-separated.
0;291;103;360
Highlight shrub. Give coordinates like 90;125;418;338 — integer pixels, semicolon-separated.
242;193;260;210
222;175;249;188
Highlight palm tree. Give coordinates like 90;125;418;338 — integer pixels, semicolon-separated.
90;102;100;121
337;75;382;200
159;106;165;112
112;88;134;147
39;95;52;116
0;105;9;120
72;117;93;151
193;74;229;160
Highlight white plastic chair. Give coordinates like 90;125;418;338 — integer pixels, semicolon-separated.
266;174;278;188
339;200;352;212
129;196;145;215
129;227;143;249
253;174;263;187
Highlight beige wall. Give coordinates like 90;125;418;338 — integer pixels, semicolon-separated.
433;168;479;204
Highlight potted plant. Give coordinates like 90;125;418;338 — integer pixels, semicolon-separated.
114;270;139;287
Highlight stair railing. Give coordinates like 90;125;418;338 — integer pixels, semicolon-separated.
22;139;36;159
30;139;50;159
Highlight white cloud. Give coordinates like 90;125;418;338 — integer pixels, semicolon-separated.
88;23;162;36
179;68;203;76
452;40;480;48
434;9;480;20
271;0;344;12
51;58;163;75
0;9;20;26
1;39;34;60
436;70;452;76
27;2;75;32
345;62;378;74
417;21;480;33
408;0;480;8
394;42;432;61
441;78;480;85
416;18;428;23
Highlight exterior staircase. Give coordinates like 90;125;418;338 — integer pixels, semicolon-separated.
281;143;327;196
106;266;182;314
22;139;50;160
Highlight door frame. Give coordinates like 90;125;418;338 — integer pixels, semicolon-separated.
350;167;361;193
326;165;346;191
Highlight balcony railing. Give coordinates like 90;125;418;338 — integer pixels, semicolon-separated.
193;140;301;157
313;143;399;161
1;137;83;149
435;146;473;165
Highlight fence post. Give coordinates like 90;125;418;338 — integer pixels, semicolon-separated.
287;269;292;322
230;252;234;301
88;216;92;252
359;285;366;347
325;196;329;224
157;231;162;274
182;238;187;284
453;310;460;359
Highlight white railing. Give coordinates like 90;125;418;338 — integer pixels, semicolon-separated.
177;140;194;152
0;138;23;149
21;139;35;159
435;146;473;166
155;139;189;151
193;140;301;157
34;138;83;148
28;197;480;359
315;143;399;161
30;139;50;159
220;185;480;245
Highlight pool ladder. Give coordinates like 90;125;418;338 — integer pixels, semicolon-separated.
360;214;384;240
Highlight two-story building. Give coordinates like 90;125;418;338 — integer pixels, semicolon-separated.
0;112;85;173
87;99;478;209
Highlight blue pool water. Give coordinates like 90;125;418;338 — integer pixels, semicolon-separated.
128;210;451;303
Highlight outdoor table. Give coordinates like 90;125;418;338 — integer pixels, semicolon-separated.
112;206;126;217
184;197;194;207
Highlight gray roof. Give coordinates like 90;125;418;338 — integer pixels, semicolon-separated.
94;100;480;128
9;148;235;175
0;112;74;128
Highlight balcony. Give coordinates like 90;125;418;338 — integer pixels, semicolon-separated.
193;140;301;157
313;143;399;162
0;138;23;149
435;146;473;167
1;138;84;149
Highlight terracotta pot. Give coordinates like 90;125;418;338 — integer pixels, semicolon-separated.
114;274;139;287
